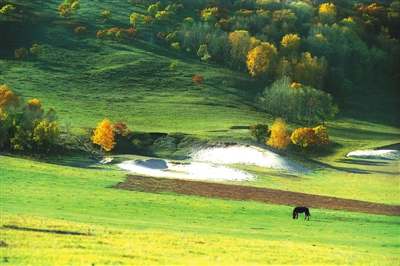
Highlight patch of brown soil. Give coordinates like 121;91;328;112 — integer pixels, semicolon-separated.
113;175;400;216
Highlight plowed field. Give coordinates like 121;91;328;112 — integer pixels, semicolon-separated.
113;175;400;216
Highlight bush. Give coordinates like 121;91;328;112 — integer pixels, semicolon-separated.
250;123;270;143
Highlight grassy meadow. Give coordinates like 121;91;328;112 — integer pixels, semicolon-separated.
1;156;399;265
1;0;399;265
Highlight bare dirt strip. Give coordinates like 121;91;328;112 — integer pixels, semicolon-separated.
112;175;400;216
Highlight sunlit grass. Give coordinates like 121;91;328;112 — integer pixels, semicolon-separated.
1;156;399;265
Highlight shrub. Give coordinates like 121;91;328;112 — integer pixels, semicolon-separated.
193;75;204;85
14;47;28;61
100;10;113;21
74;26;86;34
250;123;270;143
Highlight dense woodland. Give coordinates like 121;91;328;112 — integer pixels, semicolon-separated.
0;0;399;156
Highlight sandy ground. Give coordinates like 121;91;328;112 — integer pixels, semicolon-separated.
117;145;399;182
117;145;309;182
346;149;400;160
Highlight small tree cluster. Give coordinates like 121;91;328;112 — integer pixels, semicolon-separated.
264;118;330;151
97;28;139;43
58;0;81;17
0;84;60;156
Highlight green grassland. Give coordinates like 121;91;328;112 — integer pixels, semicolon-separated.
1;0;400;265
1;156;399;265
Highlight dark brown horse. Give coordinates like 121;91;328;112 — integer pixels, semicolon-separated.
293;207;311;220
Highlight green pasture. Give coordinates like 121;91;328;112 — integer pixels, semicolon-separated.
1;156;399;265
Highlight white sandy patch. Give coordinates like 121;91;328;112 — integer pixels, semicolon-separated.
117;159;255;181
190;145;310;174
117;145;310;181
346;149;400;160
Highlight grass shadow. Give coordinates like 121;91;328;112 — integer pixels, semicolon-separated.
3;225;92;236
336;158;389;166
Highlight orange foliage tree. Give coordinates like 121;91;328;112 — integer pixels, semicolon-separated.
113;122;131;137
193;75;204;85
267;118;291;150
91;119;115;152
291;125;330;148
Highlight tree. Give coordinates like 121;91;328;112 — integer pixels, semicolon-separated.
193;75;204;85
318;3;336;25
91;119;115;152
0;84;20;114
130;12;146;26
250;123;270;143
246;41;277;78
58;0;81;17
0;4;15;17
23;98;44;127
267;118;291;150
14;47;28;62
291;127;318;147
113;122;130;137
100;10;113;22
33;119;60;155
292;52;328;91
280;34;301;59
259;78;338;124
197;44;211;61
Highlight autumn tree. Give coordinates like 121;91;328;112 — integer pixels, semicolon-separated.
246;41;277;78
91;119;116;152
33;119;60;155
193;75;204;85
58;0;81;17
292;52;328;91
100;10;113;22
0;84;20;114
0;4;15;17
229;30;259;70
291;127;318;148
267;118;291;150
130;12;146;26
318;3;337;25
280;34;301;59
291;125;330;149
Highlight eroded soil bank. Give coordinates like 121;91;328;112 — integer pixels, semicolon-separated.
112;175;400;216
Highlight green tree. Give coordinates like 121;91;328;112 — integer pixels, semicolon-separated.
250;123;270;143
130;12;146;26
33;119;60;155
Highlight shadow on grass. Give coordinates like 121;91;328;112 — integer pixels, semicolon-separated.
310;159;399;176
336;158;390;166
308;159;372;174
3;225;92;236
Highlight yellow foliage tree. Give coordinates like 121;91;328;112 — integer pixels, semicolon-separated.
291;127;318;147
0;84;20;115
313;125;329;144
246;42;277;77
280;34;301;58
91;119;116;152
267;118;291;150
318;3;336;24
